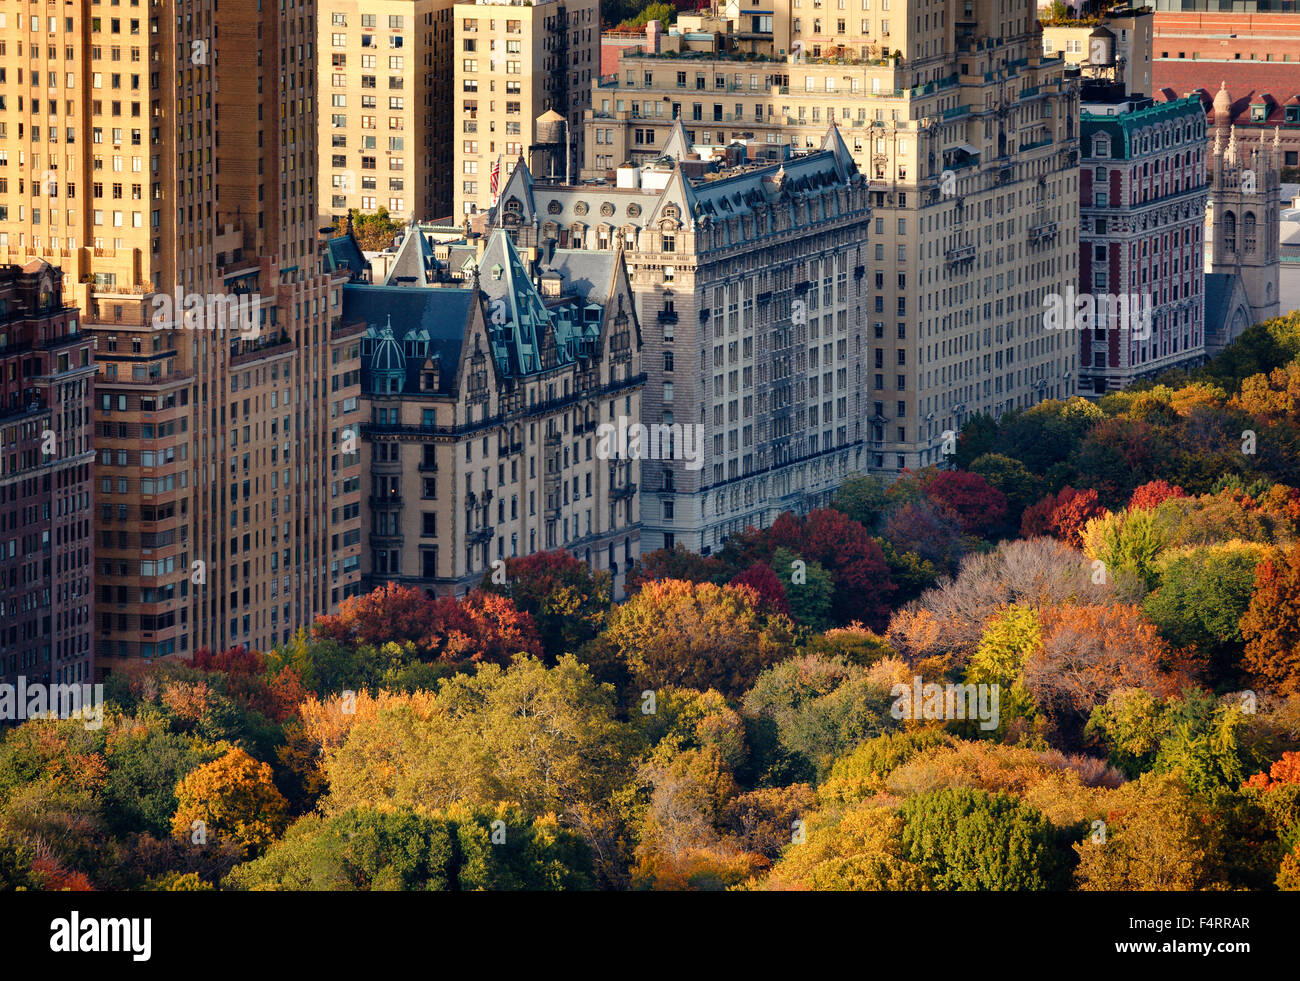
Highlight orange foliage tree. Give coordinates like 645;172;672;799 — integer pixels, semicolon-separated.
1240;543;1300;693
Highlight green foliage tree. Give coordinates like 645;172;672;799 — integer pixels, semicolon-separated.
897;787;1074;890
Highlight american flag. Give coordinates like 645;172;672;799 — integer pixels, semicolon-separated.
490;157;501;202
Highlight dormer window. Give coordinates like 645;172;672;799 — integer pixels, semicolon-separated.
1092;135;1110;158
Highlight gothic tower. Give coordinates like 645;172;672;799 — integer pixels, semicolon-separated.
1207;82;1282;328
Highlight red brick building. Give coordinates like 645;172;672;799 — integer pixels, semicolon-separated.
1152;5;1300;175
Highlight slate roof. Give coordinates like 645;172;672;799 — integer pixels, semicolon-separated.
345;284;475;396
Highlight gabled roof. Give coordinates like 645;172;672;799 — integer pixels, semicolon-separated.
383;224;441;285
660;118;694;162
324;234;369;280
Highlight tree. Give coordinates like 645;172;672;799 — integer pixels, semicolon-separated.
1021;486;1105;547
601;579;798;697
964;605;1041;737
480;550;611;661
922;469;1009;538
626;545;729;592
321;656;633;831
968;453;1043;524
897;787;1074;890
1240;542;1300;693
1128;479;1187;512
1073;773;1234;890
313;583;541;666
171;748;289;856
334;207;403;252
742;653;903;783
879;499;965;574
770;547;832;629
1024;604;1195;741
1080;505;1177;589
831;473;890;532
728;562;791;618
1143;542;1270;682
764;509;896;629
226;808;457;891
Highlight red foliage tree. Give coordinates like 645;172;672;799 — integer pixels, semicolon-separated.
313;582;540;664
313;582;440;649
1240;543;1300;693
425;590;543;665
1243;751;1300;791
1128;479;1187;512
765;509;895;629
921;469;1009;537
729;562;791;617
1020;486;1106;547
192;646;306;723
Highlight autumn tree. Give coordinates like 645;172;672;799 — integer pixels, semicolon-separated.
1240;542;1300;693
879;499;966;573
171;748;289;855
601;579;797;697
1073;773;1235;890
1143;542;1270;682
968;452;1043;524
1020;486;1106;547
1128;479;1187;512
480;550;611;660
831;473;891;532
770;547;833;630
728;561;791;618
1024;604;1195;742
763;509;896;629
922;469;1009;538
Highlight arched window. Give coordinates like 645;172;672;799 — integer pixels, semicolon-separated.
1223;210;1237;254
1243;211;1257;254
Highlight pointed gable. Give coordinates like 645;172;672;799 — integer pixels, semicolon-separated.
660;118;694;162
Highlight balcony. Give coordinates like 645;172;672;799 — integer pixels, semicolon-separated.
657;309;678;324
611;481;638;500
1028;221;1059;244
944;244;977;267
369;494;402;508
468;526;494;546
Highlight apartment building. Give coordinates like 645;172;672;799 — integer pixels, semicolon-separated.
325;225;643;595
486;125;874;553
587;0;1080;473
319;0;455;224
0;2;362;670
0;261;95;688
1077;81;1209;393
453;0;600;216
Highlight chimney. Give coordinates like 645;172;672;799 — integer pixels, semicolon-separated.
646;19;661;55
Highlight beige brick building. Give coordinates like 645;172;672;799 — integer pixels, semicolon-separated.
319;0;455;224
587;0;1081;476
453;0;600;217
0;2;363;668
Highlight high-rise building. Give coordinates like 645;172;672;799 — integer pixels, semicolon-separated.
0;261;96;688
318;0;455;224
325;225;644;596
489;124;874;553
587;0;1080;473
452;0;601;216
0;2;363;670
